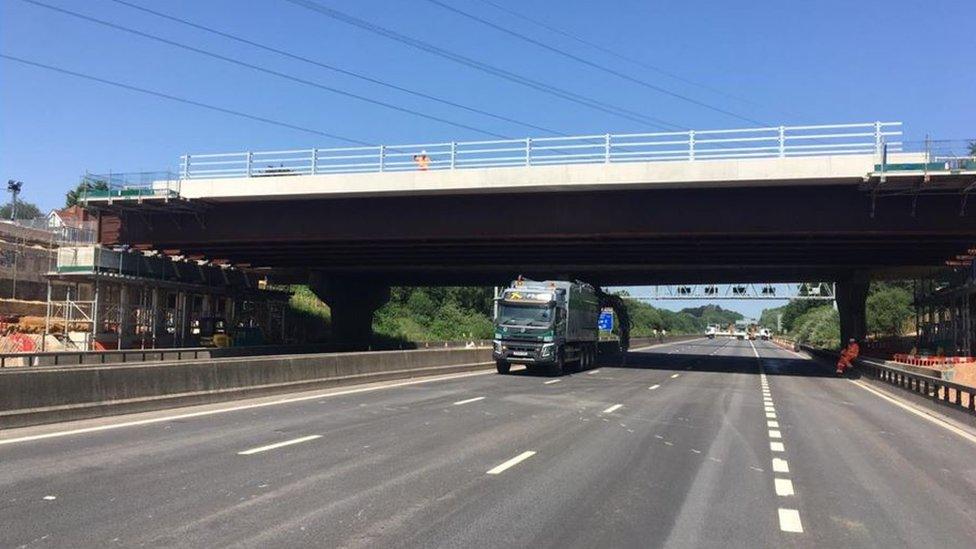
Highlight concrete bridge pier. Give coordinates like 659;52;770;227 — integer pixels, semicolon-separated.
835;275;870;346
309;274;390;350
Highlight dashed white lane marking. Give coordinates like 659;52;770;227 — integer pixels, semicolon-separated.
238;435;322;456
770;441;785;453
587;369;601;375
670;373;681;379
772;458;790;473
0;369;494;446
764;406;776;412
602;404;623;414
42;495;57;501
769;430;782;439
766;412;777;419
774;478;795;496
767;420;779;428
849;380;976;446
543;379;561;385
778;508;804;533
649;384;661;390
453;396;485;406
486;451;536;475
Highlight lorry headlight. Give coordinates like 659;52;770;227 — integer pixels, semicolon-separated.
540;343;555;357
493;340;502;353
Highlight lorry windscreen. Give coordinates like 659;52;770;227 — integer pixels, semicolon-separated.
497;304;553;327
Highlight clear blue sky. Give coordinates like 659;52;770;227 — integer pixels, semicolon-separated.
1;0;973;315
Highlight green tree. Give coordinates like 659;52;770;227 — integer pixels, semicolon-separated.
866;286;913;336
0;200;42;220
65;179;109;206
792;305;840;348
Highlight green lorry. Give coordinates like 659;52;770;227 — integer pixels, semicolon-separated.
492;278;601;376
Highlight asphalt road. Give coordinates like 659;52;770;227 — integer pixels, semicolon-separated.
2;338;975;548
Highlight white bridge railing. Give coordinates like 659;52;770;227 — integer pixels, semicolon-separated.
180;121;902;180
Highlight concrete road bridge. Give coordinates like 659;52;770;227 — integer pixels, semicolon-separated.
82;121;976;346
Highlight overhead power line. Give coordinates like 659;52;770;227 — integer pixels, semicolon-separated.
282;0;684;131
18;0;509;139
0;53;370;144
423;0;765;126
106;0;562;136
475;0;776;114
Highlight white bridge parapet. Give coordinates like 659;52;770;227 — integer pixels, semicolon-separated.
177;152;919;201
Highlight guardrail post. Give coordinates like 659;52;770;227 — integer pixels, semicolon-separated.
182;155;190;179
525;138;532;166
874;121;882;156
604;133;611;163
379;145;386;172
245;151;252;177
450;141;457;169
311;148;318;175
688;130;695;161
778;126;786;157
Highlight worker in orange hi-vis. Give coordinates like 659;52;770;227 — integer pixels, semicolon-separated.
413;150;430;171
836;337;860;375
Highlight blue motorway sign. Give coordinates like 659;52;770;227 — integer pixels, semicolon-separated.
598;309;614;331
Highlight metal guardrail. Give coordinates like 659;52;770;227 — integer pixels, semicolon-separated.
0;347;210;369
0;340;493;369
179;121;903;180
860;359;976;415
801;345;976;415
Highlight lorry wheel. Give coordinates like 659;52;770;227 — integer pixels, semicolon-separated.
495;360;510;374
572;347;586;372
546;352;564;376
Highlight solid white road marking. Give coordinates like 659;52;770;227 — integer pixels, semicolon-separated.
543;379;561;385
0;369;494;446
602;404;623;414
238;435;322;456
774;478;795;496
487;451;536;475
850;380;976;446
767;420;779;428
772;458;790;473
770;441;785;452
778;508;804;533
453;396;485;406
769;430;782;439
649;384;661;390
670;373;680;379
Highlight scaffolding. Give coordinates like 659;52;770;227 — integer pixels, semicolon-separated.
44;245;290;351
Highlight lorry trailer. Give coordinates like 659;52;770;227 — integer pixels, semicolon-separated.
492;278;601;376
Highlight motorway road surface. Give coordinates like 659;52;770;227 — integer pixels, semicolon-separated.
2;338;975;548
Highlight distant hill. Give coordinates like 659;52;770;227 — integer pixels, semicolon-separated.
623;300;745;335
680;304;744;328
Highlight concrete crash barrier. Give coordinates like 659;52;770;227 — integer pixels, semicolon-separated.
0;348;492;429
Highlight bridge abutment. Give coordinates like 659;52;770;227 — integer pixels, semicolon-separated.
309;274;390;350
835;276;870;345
